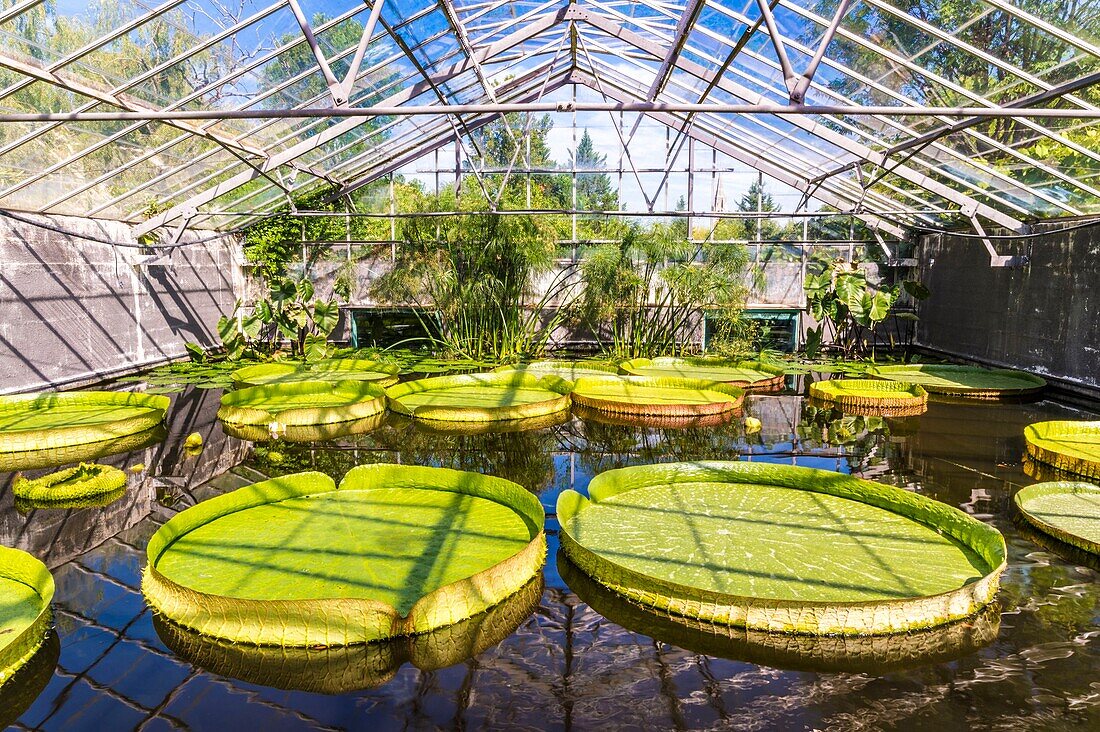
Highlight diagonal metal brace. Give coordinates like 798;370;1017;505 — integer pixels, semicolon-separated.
969;214;1028;267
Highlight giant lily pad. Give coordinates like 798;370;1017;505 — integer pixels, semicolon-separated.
868;364;1045;398
1024;421;1100;481
385;372;572;423
217;380;387;435
143;464;545;646
1014;482;1100;556
559;553;1000;673
0;545;54;687
808;378;928;417
221;413;387;443
620;358;785;391
154;576;542;693
0;391;169;456
12;462;127;503
494;360;619;388
571;402;736;430
558;461;1005;635
571;375;744;418
0;424;165;473
232;359;400;388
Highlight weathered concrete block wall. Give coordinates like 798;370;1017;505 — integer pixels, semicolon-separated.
0;213;244;393
915;221;1100;392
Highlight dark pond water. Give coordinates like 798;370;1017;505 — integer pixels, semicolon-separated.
2;378;1099;731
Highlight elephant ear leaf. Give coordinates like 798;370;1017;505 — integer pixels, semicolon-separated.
296;278;315;302
848;291;871;326
270;278;296;304
869;290;893;322
312;299;340;336
241;313;263;339
902;280;930;300
835;273;865;309
217;316;245;360
303;333;331;361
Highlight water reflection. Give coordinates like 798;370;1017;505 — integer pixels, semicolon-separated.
0;631;60;729
4;382;1100;730
154;577;543;694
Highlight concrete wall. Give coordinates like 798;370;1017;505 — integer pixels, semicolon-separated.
0;386;251;567
915;221;1100;394
0;213;244;393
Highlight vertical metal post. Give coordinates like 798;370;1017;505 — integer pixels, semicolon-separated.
618;110;624;208
755;170;762;263
454;141;462;199
571;83;577;247
687;137;694;242
389;172;396;262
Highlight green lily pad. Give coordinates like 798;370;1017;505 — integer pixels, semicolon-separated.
559;553;1000;673
808;379;928;417
869;364;1045;398
0;391;170;455
1025;421;1100;481
232;359;400;388
0;545;54;687
0;424;166;473
12;462;127;503
493;360;619;388
1015;482;1100;555
142;464;545;646
217;380;387;432
570;375;744;418
153;576;542;693
558;461;1006;635
620;357;785;390
386;372;572;423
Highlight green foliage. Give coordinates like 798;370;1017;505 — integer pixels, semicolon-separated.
370;189;574;362
217;277;341;361
575;129;618;212
803;257;929;359
575;223;750;359
241;189;349;284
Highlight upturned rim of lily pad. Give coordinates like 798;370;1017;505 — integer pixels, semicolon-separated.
0;545;54;688
557;461;1006;636
385;371;572;423
142;464;545;647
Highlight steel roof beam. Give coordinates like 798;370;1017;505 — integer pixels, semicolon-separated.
132;9;567;236
568;69;908;238
579;11;1026;231
644;0;706;101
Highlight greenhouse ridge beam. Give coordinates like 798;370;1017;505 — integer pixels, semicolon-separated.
2;102;1096;123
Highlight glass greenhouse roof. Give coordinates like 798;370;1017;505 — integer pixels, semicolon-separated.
0;0;1096;236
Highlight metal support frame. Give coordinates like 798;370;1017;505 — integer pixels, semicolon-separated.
808;68;1100;188
132;10;566;236
970;215;1029;268
3;0;1090;241
286;0;345;105
5;100;1097;124
567;68;908;239
578;11;1028;232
